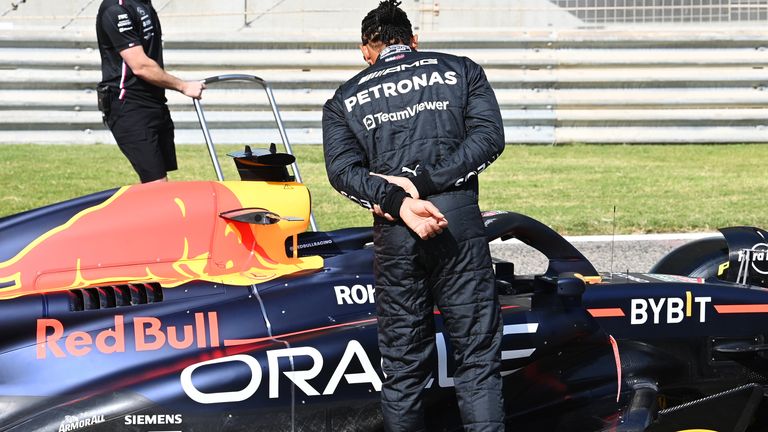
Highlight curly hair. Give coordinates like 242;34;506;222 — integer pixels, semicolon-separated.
361;0;413;46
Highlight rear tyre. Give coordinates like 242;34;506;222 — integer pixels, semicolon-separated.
650;237;728;279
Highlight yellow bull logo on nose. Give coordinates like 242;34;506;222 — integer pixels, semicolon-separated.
0;181;322;300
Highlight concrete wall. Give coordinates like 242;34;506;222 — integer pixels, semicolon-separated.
0;1;765;145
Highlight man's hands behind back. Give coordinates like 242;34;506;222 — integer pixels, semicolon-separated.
399;197;448;240
370;172;447;239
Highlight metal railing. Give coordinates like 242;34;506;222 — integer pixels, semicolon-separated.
192;74;318;231
2;1;767;30
550;0;768;24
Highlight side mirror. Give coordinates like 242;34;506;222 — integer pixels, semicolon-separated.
220;208;303;225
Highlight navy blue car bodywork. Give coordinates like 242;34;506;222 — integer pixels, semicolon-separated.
1;188;767;432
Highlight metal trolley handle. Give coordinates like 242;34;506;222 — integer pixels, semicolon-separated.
192;74;318;231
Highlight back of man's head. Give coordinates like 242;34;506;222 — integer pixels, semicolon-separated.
361;0;413;47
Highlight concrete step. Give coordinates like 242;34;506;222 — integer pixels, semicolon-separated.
3;87;766;112
550;126;768;144
0;128;324;145
0;110;321;130
504;108;768;127
2;29;766;49
509;87;768;109
0;88;333;111
0;125;764;145
2;108;765;131
4;47;767;70
2;67;766;90
0;68;351;90
506;125;768;144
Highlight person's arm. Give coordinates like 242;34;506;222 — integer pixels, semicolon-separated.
119;46;204;98
99;5;203;99
323;91;447;238
408;58;505;197
322;91;407;216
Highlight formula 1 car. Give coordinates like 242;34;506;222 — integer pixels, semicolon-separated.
1;75;768;432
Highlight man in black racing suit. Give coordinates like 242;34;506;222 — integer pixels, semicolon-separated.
322;1;505;431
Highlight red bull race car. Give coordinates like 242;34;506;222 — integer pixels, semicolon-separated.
1;75;768;432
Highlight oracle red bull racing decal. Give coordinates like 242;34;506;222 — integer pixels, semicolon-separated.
0;181;323;300
34;310;547;403
36;312;221;359
178;322;543;403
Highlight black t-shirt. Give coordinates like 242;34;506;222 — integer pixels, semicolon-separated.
96;0;166;106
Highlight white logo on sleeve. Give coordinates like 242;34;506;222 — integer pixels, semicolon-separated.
401;165;420;176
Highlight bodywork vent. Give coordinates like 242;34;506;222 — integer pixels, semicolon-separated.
68;283;163;311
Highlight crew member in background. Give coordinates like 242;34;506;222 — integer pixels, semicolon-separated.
96;0;204;183
322;1;506;430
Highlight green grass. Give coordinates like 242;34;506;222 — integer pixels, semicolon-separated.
2;143;767;234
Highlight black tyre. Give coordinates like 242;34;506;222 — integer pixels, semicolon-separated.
650;237;728;279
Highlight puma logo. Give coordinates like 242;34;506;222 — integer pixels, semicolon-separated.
401;165;420;176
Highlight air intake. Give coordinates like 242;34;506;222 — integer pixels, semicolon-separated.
68;283;163;311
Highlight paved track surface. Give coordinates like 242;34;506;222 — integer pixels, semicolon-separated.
490;233;718;275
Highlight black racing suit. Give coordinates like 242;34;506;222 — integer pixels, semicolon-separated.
323;45;505;432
